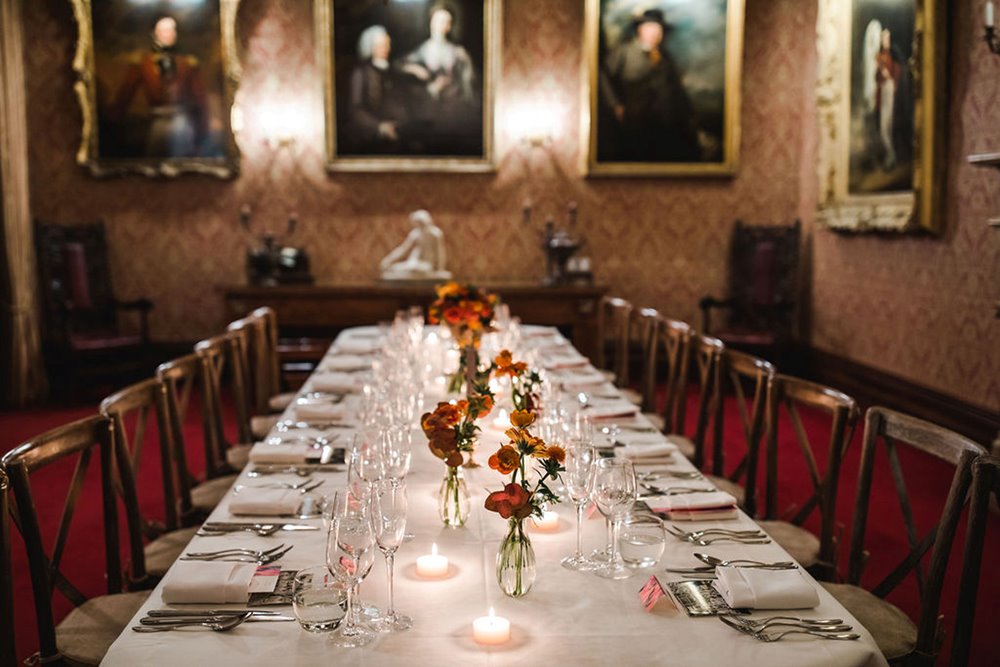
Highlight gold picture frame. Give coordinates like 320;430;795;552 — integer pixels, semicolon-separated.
582;0;745;177
70;0;241;179
316;0;499;173
816;0;947;234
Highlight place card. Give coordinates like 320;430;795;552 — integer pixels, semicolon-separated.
638;575;672;612
666;580;744;617
248;569;298;606
248;565;282;594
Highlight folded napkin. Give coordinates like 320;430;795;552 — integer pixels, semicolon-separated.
294;401;348;421
248;442;315;464
334;338;380;355
543;353;590;370
162;561;257;604
584;400;640;419
230;488;302;516
645;490;737;512
714;566;819;610
311;372;363;394
558;368;611;387
323;355;370;372
619;442;678;459
616;432;671;446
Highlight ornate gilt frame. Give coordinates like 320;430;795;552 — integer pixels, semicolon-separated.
316;0;500;173
70;0;241;179
815;0;947;234
582;0;745;177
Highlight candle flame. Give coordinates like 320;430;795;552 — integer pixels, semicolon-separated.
431;543;438;556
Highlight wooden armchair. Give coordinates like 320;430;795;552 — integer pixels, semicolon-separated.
698;219;801;363
34;220;154;395
0;468;15;666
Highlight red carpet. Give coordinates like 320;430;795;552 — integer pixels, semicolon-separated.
2;388;998;665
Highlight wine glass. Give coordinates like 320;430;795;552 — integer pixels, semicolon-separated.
381;425;412;486
326;492;377;647
561;443;598;571
370;479;412;632
592;458;637;580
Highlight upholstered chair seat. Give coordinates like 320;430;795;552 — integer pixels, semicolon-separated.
251;414;281;440
143;526;200;577
268;391;297;413
55;590;150;665
758;520;821;568
820;582;917;661
191;474;239;512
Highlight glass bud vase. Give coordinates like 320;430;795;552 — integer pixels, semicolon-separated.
438;466;470;527
496;517;536;598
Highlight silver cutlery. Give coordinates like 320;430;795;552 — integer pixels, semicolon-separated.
719;614;858;641
202;522;320;532
132;612;251;633
721;615;846;631
248;464;343;476
751;629;861;642
140;613;295;625
642;484;717;496
693;553;791;568
197;524;281;537
666;526;769;542
146;609;283;618
693;536;772;546
276;420;355;432
185;544;288;558
236;477;315;490
181;545;293;564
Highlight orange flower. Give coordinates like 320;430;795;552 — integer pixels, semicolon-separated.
445;451;464;467
443;306;465;325
435;282;463;299
484;482;533;519
494;349;528;378
525;435;548;458
488;445;520;475
545;445;566;464
510;410;536;428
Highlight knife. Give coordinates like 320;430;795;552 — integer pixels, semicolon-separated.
147;609;283;617
139;614;295;625
202;522;319;531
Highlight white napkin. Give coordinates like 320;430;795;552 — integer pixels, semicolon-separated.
713;567;819;609
323;355;370;372
619;442;678;459
555;368;608;386
644;490;737;512
334;338;380;354
161;561;257;604
585;400;640;419
311;372;363;394
616;432;671;446
294;402;348;421
543;353;590;370
230;488;302;515
247;442;314;464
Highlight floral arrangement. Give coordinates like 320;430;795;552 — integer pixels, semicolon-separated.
493;349;542;413
421;386;495;468
485;410;564;520
427;282;499;349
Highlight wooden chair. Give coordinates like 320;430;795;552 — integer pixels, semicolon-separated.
640;315;693;433
596;296;633;387
194;332;254;485
821;407;985;665
34;220;155;397
668;335;723;466
698;219;801;364
227;315;280;440
702;347;776;513
1;416;150;665
756;375;858;579
626;307;660;408
1;467;15;667
251;306;297;412
100;379;200;578
949;455;999;667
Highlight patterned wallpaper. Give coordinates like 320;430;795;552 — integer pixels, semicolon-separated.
20;0;998;412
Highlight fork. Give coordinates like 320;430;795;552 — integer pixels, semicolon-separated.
693;536;772;546
723;615;847;631
197;524;282;537
752;629;861;642
185;544;287;558
642;484;717;496
181;545;293;564
666;526;765;539
236;477;314;490
132;612;251;633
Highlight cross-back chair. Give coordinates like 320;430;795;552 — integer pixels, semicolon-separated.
640;315;693;433
100;379;200;578
251;306;296;412
1;416;150;665
667;334;723;466
755;375;858;579
228;314;283;440
821;407;985;665
157;353;239;517
596;296;633;387
703;347;775;513
950;455;1000;667
626;307;661;408
195;331;254;475
1;467;15;666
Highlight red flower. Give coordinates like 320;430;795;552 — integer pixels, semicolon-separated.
484;482;533;519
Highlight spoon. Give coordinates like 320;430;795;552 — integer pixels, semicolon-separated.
693;553;795;568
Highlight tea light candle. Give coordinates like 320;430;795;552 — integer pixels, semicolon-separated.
531;510;559;532
473;608;510;645
416;543;449;578
491;408;511;431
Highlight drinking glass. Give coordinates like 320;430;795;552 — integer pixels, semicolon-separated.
370;480;412;632
561;443;598;571
293;566;347;633
381;425;412;486
327;492;377;647
592;458;637;579
618;511;666;570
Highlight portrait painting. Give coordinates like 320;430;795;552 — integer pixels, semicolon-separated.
71;0;240;178
584;0;745;177
815;0;946;234
848;0;915;195
317;0;499;172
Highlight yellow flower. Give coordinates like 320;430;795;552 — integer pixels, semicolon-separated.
510;410;536;428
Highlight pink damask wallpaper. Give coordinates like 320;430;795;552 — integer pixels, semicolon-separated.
20;0;998;412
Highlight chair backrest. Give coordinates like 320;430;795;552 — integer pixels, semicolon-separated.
707;347;775;516
0;467;15;666
597;296;633;387
762;374;859;578
228;314;270;415
644;316;694;433
157;354;207;512
950;455;999;667
634;308;661;411
251;306;282;399
195;331;252;474
100;377;180;546
725;219;801;334
1;416;130;664
687;335;724;469
845;407;985;663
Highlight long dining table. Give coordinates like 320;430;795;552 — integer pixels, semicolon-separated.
103;325;889;667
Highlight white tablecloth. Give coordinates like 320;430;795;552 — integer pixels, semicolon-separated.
104;326;888;667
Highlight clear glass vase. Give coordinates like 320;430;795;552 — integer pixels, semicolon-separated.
496;517;536;598
438;466;470;527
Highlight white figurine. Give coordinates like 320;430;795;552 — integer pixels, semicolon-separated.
380;209;452;281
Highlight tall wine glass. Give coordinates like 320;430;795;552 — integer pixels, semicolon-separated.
592;458;637;580
327;492;377;647
370;480;412;632
561;443;598;571
381;425;412;486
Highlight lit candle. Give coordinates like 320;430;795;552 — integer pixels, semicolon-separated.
988;1;995;28
472;607;510;645
492;408;511;431
530;510;560;532
416;543;449;578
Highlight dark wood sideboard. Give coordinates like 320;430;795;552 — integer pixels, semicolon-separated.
221;282;609;360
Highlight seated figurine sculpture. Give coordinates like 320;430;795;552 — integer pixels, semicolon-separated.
380;209;452;281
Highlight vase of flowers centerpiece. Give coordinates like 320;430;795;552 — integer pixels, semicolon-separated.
427;282;499;395
421;386;495;527
485;409;565;598
494;349;543;413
